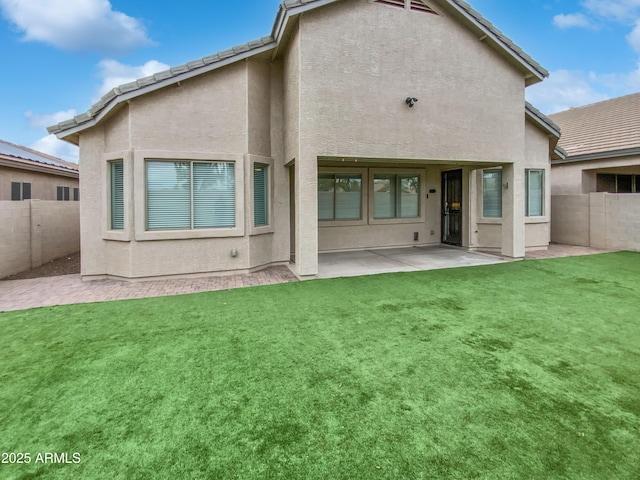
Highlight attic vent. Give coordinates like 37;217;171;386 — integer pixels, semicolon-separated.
410;0;437;14
374;0;405;8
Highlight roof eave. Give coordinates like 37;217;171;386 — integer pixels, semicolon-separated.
51;0;549;140
50;41;277;142
0;155;79;178
525;103;561;139
446;0;548;83
552;147;640;165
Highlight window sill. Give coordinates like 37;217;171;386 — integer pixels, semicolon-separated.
319;219;367;227
103;230;131;242
135;227;245;241
250;224;275;236
369;217;424;226
477;218;502;225
525;217;549;224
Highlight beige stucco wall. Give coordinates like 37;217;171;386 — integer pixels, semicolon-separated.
74;0;551;279
0;200;80;278
0;165;78;201
317;164;442;252
551;154;640;195
79;59;292;279
470;120;551;252
290;0;533;270
299;0;525;161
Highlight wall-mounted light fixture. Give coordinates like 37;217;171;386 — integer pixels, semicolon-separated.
503;182;509;190
405;97;418;108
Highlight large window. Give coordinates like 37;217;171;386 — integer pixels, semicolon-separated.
373;174;420;219
253;163;269;227
318;174;362;221
57;186;70;201
11;182;31;201
597;174;640;193
482;170;502;218
525;169;544;217
146;160;235;231
110;160;124;230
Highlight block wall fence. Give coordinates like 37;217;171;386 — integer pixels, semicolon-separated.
0;200;80;278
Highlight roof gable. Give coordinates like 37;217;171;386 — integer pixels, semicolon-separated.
49;0;548;142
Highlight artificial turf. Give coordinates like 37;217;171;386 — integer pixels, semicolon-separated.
1;252;639;479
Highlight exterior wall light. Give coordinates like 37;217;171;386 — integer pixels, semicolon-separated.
405;97;418;108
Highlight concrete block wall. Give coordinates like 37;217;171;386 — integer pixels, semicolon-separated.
551;193;640;251
0;200;80;278
551;195;590;247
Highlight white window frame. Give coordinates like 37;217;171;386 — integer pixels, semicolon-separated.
134;151;244;241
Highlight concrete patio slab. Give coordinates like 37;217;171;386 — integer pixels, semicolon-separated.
317;246;506;279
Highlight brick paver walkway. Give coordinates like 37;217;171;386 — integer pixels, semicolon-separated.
0;245;619;313
0;266;298;313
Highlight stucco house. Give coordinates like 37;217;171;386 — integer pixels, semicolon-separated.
0;139;79;202
48;0;562;281
549;93;640;195
549;93;640;251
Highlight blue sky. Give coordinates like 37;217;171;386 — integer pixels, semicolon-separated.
1;0;639;162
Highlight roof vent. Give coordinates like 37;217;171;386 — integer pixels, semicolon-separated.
374;0;405;9
410;0;438;14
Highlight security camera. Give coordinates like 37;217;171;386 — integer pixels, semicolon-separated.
405;97;418;108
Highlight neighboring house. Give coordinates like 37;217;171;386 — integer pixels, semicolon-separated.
48;0;561;281
548;93;640;251
549;93;640;195
0;139;79;201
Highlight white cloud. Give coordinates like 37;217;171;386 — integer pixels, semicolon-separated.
553;13;595;29
628;19;640;51
0;0;154;55
526;70;610;114
581;0;640;23
95;59;170;100
591;61;640;90
24;109;77;129
30;134;79;163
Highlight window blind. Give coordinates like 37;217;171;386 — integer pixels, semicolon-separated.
483;170;502;218
146;160;235;231
110;161;124;230
254;164;268;227
193;162;235;229
526;170;544;216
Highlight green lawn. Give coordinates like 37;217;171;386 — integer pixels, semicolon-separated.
1;253;639;479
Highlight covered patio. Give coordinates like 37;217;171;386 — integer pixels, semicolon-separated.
317;245;506;279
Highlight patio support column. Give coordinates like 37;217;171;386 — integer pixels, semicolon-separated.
501;163;525;258
294;151;318;277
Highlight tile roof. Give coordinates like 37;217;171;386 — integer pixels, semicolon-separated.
549;92;640;160
0;139;79;172
49;0;548;139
